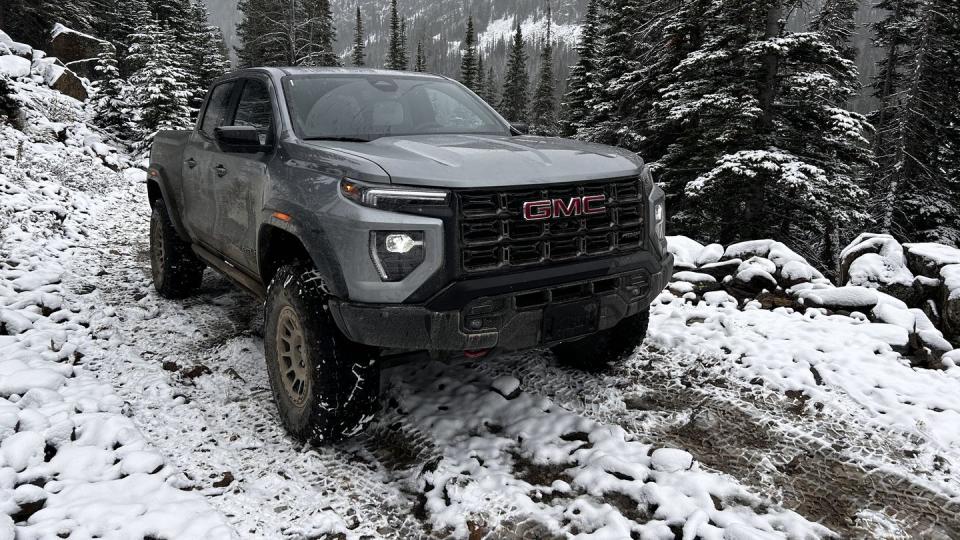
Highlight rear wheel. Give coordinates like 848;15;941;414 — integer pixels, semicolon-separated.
149;204;204;298
550;310;650;371
264;264;380;445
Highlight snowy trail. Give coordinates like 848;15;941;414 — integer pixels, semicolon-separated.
48;173;958;538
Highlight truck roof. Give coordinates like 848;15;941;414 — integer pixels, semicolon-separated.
222;66;447;81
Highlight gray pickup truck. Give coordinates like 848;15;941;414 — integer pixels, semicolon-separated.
148;67;673;443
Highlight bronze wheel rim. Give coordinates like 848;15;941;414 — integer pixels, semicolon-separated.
151;217;164;279
276;306;311;408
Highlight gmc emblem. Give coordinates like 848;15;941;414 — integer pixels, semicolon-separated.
523;195;607;221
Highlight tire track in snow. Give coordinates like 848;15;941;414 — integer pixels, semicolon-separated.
470;346;960;538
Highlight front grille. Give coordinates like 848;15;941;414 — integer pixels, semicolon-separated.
457;178;645;274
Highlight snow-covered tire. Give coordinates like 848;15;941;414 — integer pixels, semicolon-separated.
550;310;650;371
264;264;380;445
149;204;204;298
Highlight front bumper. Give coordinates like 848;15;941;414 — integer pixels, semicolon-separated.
328;252;673;352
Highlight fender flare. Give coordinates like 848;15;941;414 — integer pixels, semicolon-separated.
257;215;349;299
146;164;190;241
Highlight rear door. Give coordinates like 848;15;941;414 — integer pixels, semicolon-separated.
181;80;239;246
211;76;277;273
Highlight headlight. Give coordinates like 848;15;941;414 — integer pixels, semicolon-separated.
655;200;666;240
341;178;448;213
370;231;425;281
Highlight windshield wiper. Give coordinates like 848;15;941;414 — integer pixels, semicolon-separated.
303;136;371;143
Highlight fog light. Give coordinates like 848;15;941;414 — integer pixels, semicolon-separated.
385;233;422;254
370;231;425;282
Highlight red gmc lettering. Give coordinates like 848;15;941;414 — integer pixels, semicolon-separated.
523;196;607;221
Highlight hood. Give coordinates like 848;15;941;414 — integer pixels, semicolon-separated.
304;134;644;188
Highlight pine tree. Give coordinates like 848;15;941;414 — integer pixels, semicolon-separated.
499;23;529;122
871;0;960;244
0;75;19;126
811;0;860;59
560;0;600;136
385;0;406;69
460;16;480;91
303;0;339;66
530;3;557;135
399;19;410;69
352;6;365;67
127;16;193;149
415;39;427;72
651;0;872;263
481;65;498;105
475;54;485;96
92;41;127;133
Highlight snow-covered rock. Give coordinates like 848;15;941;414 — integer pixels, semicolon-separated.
48;24;107;81
695;243;724;266
904;243;960;279
796;286;879;312
0;56;30;79
666;236;704;270
941;264;960;339
910;309;954;365
650;448;693;473
0;31;32;59
839;233;924;306
724;239;774;260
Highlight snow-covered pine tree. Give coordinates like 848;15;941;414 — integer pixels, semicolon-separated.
235;0;292;67
385;0;405;70
188;3;230;109
92;41;128;134
499;23;529;122
2;0;94;46
460;16;480;91
481;65;498;106
560;0;600;136
652;0;872;263
97;0;151;76
530;3;557;136
399;19;409;69
302;0;339;66
126;15;193;149
352;6;365;67
476;55;485;96
811;0;860;59
871;0;960;244
415;40;427;72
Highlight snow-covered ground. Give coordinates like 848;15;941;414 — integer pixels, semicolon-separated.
3;74;960;539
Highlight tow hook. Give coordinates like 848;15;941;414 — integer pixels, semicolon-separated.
464;349;490;359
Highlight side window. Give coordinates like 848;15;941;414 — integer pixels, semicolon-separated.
233;79;274;143
199;82;235;138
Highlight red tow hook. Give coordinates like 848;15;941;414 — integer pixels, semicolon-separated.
464;349;490;359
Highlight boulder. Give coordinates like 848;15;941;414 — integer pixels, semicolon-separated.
667;236;705;268
838;233;927;307
672;271;722;293
44;63;88;101
695;243;724;266
0;31;32;59
0;56;30;79
698;259;741;280
795;286;879;313
779;260;817;289
941;264;960;340
729;258;779;295
910;309;954;367
723;239;774;261
903;242;960;279
47;24;105;65
65;58;100;80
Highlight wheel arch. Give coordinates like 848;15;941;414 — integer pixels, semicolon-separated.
258;223;347;298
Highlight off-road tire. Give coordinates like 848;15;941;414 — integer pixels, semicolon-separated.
550;310;650;371
150;204;204;298
264;264;381;445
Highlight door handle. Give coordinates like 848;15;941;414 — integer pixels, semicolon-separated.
215;165;227;177
185;157;197;168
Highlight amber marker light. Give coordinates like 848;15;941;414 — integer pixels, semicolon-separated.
272;212;292;222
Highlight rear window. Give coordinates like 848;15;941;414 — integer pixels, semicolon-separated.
200;82;235;138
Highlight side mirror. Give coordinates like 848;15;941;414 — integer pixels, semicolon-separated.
215;126;268;153
510;122;529;135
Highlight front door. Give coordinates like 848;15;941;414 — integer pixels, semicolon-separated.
181;80;238;246
211;77;276;273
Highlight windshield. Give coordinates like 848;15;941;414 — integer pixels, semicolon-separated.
282;74;510;141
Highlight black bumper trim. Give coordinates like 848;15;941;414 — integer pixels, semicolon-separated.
329;253;673;352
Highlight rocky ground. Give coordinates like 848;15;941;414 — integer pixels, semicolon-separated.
2;55;960;539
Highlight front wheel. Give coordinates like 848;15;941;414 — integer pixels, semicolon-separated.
264;264;380;445
550;310;650;371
